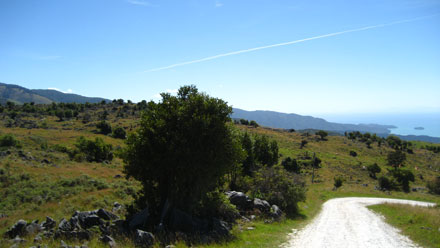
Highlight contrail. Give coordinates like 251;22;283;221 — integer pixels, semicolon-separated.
144;15;437;72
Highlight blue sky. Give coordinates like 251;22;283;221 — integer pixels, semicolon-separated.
1;0;439;115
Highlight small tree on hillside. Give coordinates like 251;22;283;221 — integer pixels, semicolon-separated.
300;140;308;149
96;120;112;135
282;157;300;173
311;153;322;183
390;169;414;192
112;127;127;139
387;150;406;170
249;120;259;127
316;130;328;141
367;163;381;179
122;85;242;218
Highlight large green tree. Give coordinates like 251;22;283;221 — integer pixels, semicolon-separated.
122;85;242;217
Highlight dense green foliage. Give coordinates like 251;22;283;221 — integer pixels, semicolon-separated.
72;136;113;162
112;126;127;139
333;176;343;188
281;157;300;174
424;145;440;153
316;130;328;141
367;163;381;179
96;120;112;135
0;134;21;148
378;176;392;190
251;165;306;216
427;176;440;195
389;169;414;192
387;150;406;169
122;85;242;217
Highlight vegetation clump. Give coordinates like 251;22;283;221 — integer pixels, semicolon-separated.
122;85;243;219
96;120;112;135
281;157;300;174
367;163;381;179
251;165;306;216
112;126;127;139
333;176;343;188
71;136;113;162
426;176;440;195
316;130;328;141
0;134;21;148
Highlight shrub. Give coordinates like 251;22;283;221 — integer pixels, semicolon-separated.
249;120;259;127
387;150;406;169
74;136;113;162
349;151;357;157
239;119;249;125
52;144;70;153
390;169;414;192
0;134;20;148
334;176;343;188
199;190;239;222
281;157;300;173
378;176;392;190
367;163;381;179
316;130;328;141
112;127;127;139
427;177;440;195
96;120;112;135
251;165;306;216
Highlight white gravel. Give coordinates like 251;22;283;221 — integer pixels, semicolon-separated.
281;197;436;248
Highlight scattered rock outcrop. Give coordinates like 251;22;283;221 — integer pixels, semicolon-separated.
3;192;284;247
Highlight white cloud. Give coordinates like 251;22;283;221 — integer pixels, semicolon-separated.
215;1;223;7
48;87;74;94
126;0;153;6
152;89;178;99
165;89;178;94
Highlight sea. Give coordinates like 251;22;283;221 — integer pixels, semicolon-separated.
320;113;440;138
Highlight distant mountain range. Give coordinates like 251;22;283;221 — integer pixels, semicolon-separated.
231;108;440;143
1;82;438;143
0;82;110;104
231;108;396;135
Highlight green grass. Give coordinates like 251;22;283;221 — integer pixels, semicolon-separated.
368;203;440;248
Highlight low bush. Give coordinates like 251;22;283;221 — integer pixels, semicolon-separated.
367;163;381;179
281;157;300;173
333;176;343;188
112;126;127;139
250;165;306;216
427;176;440;195
389;168;414;192
72;136;113;162
378;176;393;190
0;134;21;148
96;120;112;135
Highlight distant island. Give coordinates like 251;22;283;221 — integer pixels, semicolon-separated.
414;127;425;130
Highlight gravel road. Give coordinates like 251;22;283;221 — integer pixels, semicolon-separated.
282;197;436;248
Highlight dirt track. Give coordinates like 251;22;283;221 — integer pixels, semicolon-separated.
281;197;436;248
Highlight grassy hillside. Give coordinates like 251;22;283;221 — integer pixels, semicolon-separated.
0;83;52;105
0;102;439;247
0;82;110;104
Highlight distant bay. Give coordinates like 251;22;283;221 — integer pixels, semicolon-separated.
320;113;440;138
